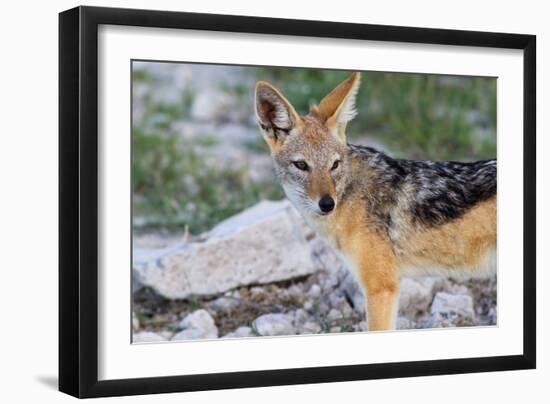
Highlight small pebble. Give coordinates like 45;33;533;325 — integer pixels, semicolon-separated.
327;308;343;322
132;332;167;343
308;284;321;298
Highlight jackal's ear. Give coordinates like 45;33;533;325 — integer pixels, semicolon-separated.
255;81;300;147
313;72;361;142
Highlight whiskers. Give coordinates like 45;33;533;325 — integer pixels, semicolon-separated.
282;185;319;215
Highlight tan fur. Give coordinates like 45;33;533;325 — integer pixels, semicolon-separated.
322;195;400;331
311;72;361;142
255;80;301;124
308;169;336;201
255;72;496;331
397;196;496;277
255;80;303;153
312;72;359;119
300;116;332;146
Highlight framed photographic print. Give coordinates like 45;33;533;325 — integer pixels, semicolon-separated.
59;6;536;398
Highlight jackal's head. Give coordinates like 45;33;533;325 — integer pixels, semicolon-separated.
255;72;360;216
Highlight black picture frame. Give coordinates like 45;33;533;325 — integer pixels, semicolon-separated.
59;5;536;398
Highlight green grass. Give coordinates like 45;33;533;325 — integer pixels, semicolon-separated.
132;64;496;233
132;126;284;233
132;68;155;83
242;137;270;154
254;68;496;161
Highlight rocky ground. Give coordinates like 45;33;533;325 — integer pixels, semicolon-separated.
133;271;497;342
132;201;497;343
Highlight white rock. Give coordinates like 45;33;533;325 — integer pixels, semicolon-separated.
399;278;433;312
318;302;330;314
132;332;167;343
293;308;310;325
222;326;254;339
328;292;341;308
179;309;215;329
335;265;365;311
252;313;295;336
209;296;240;312
287;284;304;295
446;283;471;296
327;309;344;322
298;321;322;334
337;300;355;318
292;309;321;334
224;290;241;299
396;317;416;330
178;309;218;339
399;277;448;318
172;328;207;341
427;313;454;328
308;284;322;298
357;321;369;332
133;200;316;299
430;292;475;319
250;286;266;297
158;331;174;340
309;237;347;274
132;312;140;331
427;292;476;328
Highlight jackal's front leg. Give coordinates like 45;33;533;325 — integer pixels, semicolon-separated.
349;237;399;331
363;280;399;331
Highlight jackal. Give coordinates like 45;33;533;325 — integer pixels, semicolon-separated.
254;72;496;331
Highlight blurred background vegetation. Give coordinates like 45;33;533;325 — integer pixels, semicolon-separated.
132;62;496;234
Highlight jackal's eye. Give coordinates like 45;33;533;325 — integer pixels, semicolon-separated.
331;160;341;171
292;160;309;171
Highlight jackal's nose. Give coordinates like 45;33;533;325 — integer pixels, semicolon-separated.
319;195;335;213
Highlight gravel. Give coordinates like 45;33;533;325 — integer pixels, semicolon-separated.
132;237;497;342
